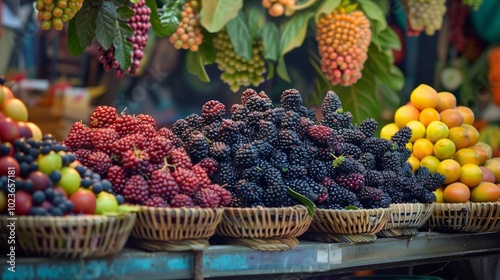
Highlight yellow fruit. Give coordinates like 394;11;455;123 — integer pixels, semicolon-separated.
408;155;420;172
419;107;440;127
459;163;483;188
2;98;29;122
394;104;420;128
425;120;449;143
380;123;400;140
448;126;471;150
456;106;475;125
440;108;464;128
443;182;470;203
406;120;426;142
461;124;479;146
470;182;500;202
433;138;456;160
484;159;500;183
453;148;480;166
437;159;461;184
413;138;434;160
406;141;413;151
410;84;439;110
436;91;457;112
434;186;445;203
471;142;493;165
420;155;441;173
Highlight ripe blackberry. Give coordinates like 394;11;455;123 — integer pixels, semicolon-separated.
359;118;378;138
358;152;376;170
287;179;318;202
390;126;412;149
157;127;183;148
235;143;259;168
87;151;113;177
148;169;179;201
358;186;391;209
332;156;361;175
230;104;248;122
73;149;92;166
198;158;218;176
361;137;393;158
170;193;195;207
342;143;362;159
380;151;404;171
262;184;288;207
240;165;264;183
186;131;209;163
264;107;286;125
256;120;278;144
172;167;201;196
209;142;231;161
276;130;301;149
382;170;398;186
144;197;167;207
325;184;359;208
114;114;140;138
307;160;327;182
89;106;117;128
212;162;238;186
417;169;446;192
338;128;365;146
146;135;173;164
172;119;194;142
107;165;128;194
279;110;301;131
287;145;311;165
193;188;220;208
321;90;343;116
91;128;119;154
236;180;264;206
252;140;274;159
219;119;243;147
202;100;226;121
365;169;385;188
335;172;365;191
184;113;202;130
229;194;245;207
307;125;334;146
308;180;329;203
282;164;308;180
244;94;272;112
169;147;193;170
241;88;258;105
123;175;149;204
280;88;303;111
63;122;92;150
121;148;150;174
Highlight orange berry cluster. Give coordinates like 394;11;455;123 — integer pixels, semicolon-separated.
213;30;266;92
35;0;83;31
316;9;371;86
402;0;446;36
169;0;203;52
261;0;296;17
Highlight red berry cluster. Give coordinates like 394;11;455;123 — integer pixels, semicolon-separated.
63;106;231;208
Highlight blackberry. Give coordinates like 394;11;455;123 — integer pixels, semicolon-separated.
244;94;272;112
420;172;446;192
359;118;378;138
209;142;231;161
262;184;288;207
169;147;193;170
380;151;404;171
264;107;286;125
202;100;226;121
241;88;258;105
172;167;201;196
252;140;274;159
157;127;183;148
89;106;117;129
257;120;278;144
172;119;195;142
148;169;179;201
262;166;284;187
336;172;365;191
415;166;431;181
287;179;317;202
280;110;301;130
325;184;359;208
338;128;365;146
269;150;289;170
193;188;220;208
332;156;360;175
308;179;329;203
235;143;259;168
297;117;315;139
121;148;150;174
382;170;398;186
342;143;362;159
321;111;353;130
87;151;113;177
358;187;391;209
123;174;149;204
144;197;168;207
229;194;245;207
365;169;385;188
91;128;119;154
114;114;140;138
170;193;195;207
198;158;218;176
237;180;264;206
307;125;334;146
390;126;412;149
184;113;203;130
213;162;238;186
276;129;301;149
146;135;173;164
240;165;264;183
327;133;345;157
307;160;327;182
219;119;243;147
321;90;343;116
287;145;311;165
282;164;308;180
202;121;221;142
63;122;92;150
358;152;376;170
280;88;303;111
186;131;210;163
361;137;393;158
230;104;248;121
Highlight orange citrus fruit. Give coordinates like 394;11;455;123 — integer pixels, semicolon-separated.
433;138;456;160
453;148;480;166
443;182;470;203
413;138;434;160
470;182;500;202
461;124;479;146
484;159;500;183
456;106;475;125
380;123;400;140
433;186;445;203
425;120;449;143
448;126;471;150
410;84;439;110
419;107;440;127
406;120;426;142
436;91;457;112
459;163;483;188
471;142;493;165
408;155;420;172
440;108;464;128
437;159;462;184
420;155;441;173
394;104;420;128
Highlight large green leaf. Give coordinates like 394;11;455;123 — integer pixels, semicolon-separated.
226;11;252;60
197;31;217;65
287;187;315;217
314;0;341;22
75;1;99;49
261;21;280;62
95;1;117;50
200;0;243;33
113;22;133;70
277;56;291;82
245;3;266;40
365;44;404;91
186;51;210;82
332;72;380;125
146;0;183;37
67;18;84;56
357;0;387;34
279;10;315;56
377;77;400;108
116;6;134;21
377;26;401;51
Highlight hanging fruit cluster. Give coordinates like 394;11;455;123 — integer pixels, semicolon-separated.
401;0;447;36
35;0;83;31
169;0;203;52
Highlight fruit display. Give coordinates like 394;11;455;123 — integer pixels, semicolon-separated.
35;0;84;31
401;0;447;36
169;0;203;52
63;106;232;208
382;84;500;203
170;88;443;210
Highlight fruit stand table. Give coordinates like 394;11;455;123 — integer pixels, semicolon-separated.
1;231;499;280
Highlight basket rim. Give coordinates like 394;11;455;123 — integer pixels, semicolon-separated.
0;213;135;222
221;205;309;212
314;207;391;213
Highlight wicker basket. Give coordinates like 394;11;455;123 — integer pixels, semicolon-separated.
216;206;313;251
0;213;136;258
377;203;435;237
304;208;392;243
129;206;224;251
427;202;500;233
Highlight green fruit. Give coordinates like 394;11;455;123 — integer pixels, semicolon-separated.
37;152;63;175
58;167;81;196
95;193;119;215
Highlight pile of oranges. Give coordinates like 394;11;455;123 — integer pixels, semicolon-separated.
381;84;500;204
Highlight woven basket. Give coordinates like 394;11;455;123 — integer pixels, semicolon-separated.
129;206;223;251
427;202;500;233
0;213;136;258
304;208;391;243
216;206;313;251
377;203;435;237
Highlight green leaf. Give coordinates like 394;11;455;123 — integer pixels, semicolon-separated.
113;22;134;70
200;0;243;33
365;44;404;91
67;18;85;56
267;61;275;80
226;11;252;60
95;1;117;50
116;6;134;21
75;0;99;49
377;26;401;51
245;4;266;40
287;186;315;217
357;0;387;34
261;21;280;61
197;31;217;65
377;78;400;108
146;0;183;37
112;0;129;7
344;205;360;210
314;0;341;22
279;10;314;56
276;56;291;82
186;50;210;82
